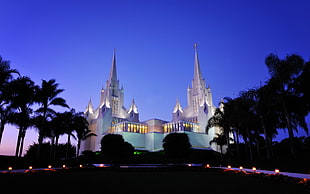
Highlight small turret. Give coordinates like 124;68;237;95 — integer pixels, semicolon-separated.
128;98;139;122
85;98;94;114
172;97;183;122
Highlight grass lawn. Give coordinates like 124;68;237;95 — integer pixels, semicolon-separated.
0;168;308;194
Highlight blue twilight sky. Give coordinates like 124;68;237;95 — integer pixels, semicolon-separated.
0;0;309;155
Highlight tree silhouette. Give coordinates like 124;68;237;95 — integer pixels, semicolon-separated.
8;77;36;157
265;54;309;158
73;112;92;156
100;134;134;164
0;56;19;144
34;79;69;158
210;133;230;155
162;133;191;163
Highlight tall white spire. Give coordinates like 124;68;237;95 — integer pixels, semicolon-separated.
109;48;117;82
100;49;119;108
193;43;203;88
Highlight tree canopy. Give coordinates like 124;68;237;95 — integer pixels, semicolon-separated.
162;133;191;163
100;134;134;163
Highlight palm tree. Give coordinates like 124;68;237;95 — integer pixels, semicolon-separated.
73;112;93;156
48;113;66;160
210;133;231;155
206;101;231;149
294;61;310;115
8;77;36;157
265;54;309;158
34;79;69;157
0;56;19;87
0;56;19;144
252;85;280;160
206;97;240;156
232;95;258;161
56;109;77;159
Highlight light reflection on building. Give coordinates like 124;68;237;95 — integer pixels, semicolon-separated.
110;121;148;134
162;121;199;133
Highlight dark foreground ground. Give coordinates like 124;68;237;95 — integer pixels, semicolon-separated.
0;168;309;194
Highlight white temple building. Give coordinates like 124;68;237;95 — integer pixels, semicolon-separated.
82;45;220;153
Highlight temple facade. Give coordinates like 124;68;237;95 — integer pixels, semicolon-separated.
82;45;220;153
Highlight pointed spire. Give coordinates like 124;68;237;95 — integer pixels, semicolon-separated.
173;97;183;113
193;43;203;86
128;98;138;113
85;98;94;113
109;48;117;82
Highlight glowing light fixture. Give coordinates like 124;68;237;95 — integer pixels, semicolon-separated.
8;167;12;171
188;164;192;167
275;169;280;174
79;164;83;168
48;165;52;169
99;164;104;167
206;164;210;168
252;167;257;172
239;166;243;170
29;166;33;170
62;164;66;168
227;165;231;169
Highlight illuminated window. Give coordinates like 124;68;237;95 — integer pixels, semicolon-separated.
112;97;119;115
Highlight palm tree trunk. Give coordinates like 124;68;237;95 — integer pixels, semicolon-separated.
268;136;274;157
50;136;55;163
254;135;260;159
283;104;296;158
65;133;71;160
15;128;22;157
77;139;81;157
54;135;59;160
246;128;253;162
232;129;240;159
224;128;230;151
37;110;47;160
260;115;271;160
18;130;26;157
37;134;44;160
0;122;5;144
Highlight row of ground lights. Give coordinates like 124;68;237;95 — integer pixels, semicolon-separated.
203;164;280;174
6;164;281;173
226;165;280;174
6;164;108;172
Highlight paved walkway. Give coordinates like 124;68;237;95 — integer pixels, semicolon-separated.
1;164;310;180
220;167;310;179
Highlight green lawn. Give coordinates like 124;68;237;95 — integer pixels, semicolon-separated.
0;168;308;194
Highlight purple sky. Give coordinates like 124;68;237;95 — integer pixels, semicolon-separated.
0;0;309;155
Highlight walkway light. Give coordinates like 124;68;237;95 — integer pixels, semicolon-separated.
99;164;104;167
227;165;231;169
275;169;280;174
48;165;52;169
239;166;243;170
79;164;83;168
62;164;66;168
29;166;33;170
252;167;257;172
8;167;12;171
205;164;210;168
